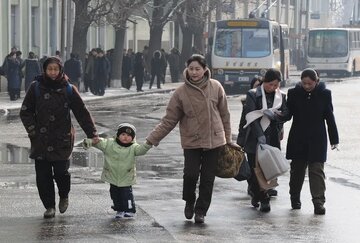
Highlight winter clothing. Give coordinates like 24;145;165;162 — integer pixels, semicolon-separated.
146;65;231;218
94;55;110;95
149;50;163;89
167;48;181;83
133;52;145;91
6;56;22;100
19;57;97;213
24;58;41;91
64;56;82;89
240;84;287;205
146;68;232;148
83;133;151;214
285;82;339;162
283;80;339;211
117;123;136;139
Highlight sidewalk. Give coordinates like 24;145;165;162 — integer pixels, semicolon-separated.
0;81;182;115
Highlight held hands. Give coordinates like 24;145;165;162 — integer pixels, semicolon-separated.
263;109;275;120
82;136;100;149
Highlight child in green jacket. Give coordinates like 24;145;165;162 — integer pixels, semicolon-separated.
83;123;152;218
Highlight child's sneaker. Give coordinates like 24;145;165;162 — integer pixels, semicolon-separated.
115;211;125;218
123;212;135;218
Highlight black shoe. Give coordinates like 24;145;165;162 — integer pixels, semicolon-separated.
260;201;271;212
251;197;259;208
268;189;278;197
291;198;301;209
194;214;205;224
59;197;69;214
184;202;194;219
314;205;326;215
44;208;55;218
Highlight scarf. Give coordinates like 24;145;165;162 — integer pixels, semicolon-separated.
243;84;282;131
116;138;133;147
188;76;208;89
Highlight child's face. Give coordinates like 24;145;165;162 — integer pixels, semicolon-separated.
46;63;60;80
118;132;133;144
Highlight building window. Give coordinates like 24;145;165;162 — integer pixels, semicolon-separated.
31;7;40;47
10;5;20;48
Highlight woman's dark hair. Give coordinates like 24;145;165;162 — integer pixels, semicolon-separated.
263;68;282;83
186;54;207;68
301;68;319;81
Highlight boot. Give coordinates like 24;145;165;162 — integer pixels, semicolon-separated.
59;197;69;214
291;197;301;209
314;204;326;215
184;202;194;219
260;199;271;212
194;213;205;224
44;208;55;218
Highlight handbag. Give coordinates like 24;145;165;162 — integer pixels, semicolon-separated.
216;144;245;178
254;151;278;191
256;144;290;181
233;156;251;181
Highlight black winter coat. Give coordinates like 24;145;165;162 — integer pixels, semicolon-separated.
285;82;339;163
241;86;287;154
20;75;97;161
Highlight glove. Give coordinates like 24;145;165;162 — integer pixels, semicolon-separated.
331;144;339;151
82;138;92;149
263;109;275;120
257;135;266;144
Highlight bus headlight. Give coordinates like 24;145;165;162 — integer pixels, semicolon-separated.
217;69;224;75
260;69;267;76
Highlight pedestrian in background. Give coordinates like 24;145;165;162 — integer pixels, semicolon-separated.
64;53;82;90
85;48;97;94
241;68;287;213
23;51;41;91
146;54;233;224
5;51;22;100
167;48;181;83
19;57;98;219
282;68;339;215
94;49;110;95
83;123;152;219
149;50;163;89
133;52;145;92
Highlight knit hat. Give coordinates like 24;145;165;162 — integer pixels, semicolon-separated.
116;123;136;139
43;56;63;73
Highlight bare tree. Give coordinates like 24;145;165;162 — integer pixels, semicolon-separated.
105;0;150;86
71;0;114;64
143;0;185;71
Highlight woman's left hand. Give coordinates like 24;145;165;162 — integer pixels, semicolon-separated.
227;142;242;150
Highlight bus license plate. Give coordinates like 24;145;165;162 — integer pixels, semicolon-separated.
238;77;249;81
224;80;234;85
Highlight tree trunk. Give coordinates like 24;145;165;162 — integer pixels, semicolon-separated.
111;27;126;87
180;27;192;69
194;32;204;54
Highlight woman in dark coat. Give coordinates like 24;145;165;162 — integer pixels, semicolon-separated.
241;68;287;212
6;52;22;100
149;50;163;89
24;52;41;91
283;68;339;215
20;57;98;218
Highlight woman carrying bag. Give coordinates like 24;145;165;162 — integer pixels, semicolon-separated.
240;68;287;212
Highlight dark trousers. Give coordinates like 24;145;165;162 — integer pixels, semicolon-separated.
110;184;136;213
289;160;326;206
35;159;71;209
149;73;162;89
247;153;269;203
182;147;220;216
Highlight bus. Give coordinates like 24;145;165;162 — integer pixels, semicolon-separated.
306;28;360;77
211;18;290;93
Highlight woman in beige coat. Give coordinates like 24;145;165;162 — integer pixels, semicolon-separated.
146;54;233;224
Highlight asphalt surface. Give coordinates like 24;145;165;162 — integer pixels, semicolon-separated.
1;76;360;242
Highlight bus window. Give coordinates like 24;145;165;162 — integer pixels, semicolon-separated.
243;29;270;57
308;30;348;57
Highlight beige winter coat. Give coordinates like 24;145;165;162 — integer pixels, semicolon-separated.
146;68;231;149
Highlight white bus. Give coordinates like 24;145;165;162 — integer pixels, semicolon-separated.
211;18;290;93
306;28;360;77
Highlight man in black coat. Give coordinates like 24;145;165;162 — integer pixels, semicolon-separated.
282;68;339;215
64;53;82;89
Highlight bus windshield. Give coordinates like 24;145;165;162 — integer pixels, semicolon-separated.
214;28;270;58
308;30;348;58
